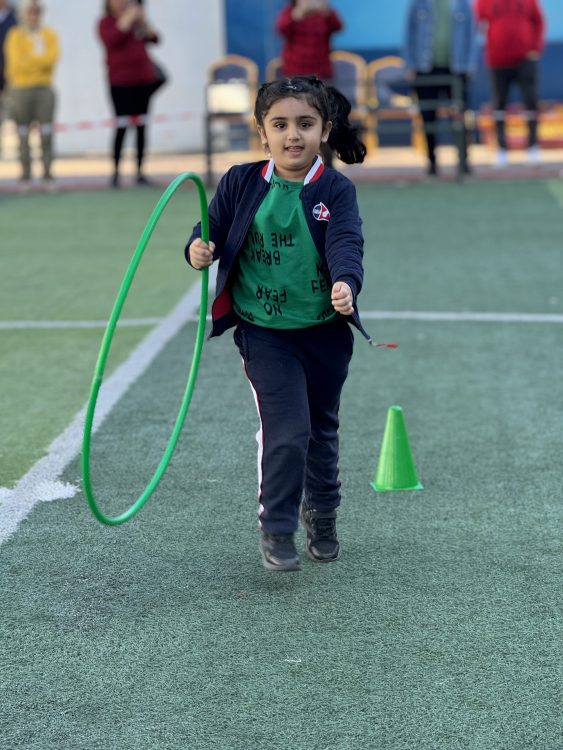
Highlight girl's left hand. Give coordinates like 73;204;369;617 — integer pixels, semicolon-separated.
331;281;354;315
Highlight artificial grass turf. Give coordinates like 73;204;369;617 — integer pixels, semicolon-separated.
0;187;203;320
0;327;150;487
2;178;562;487
355;179;563;315
1;178;562;748
0;187;202;485
0;318;561;750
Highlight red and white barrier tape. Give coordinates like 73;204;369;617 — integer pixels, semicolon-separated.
484;109;550;121
13;111;193;135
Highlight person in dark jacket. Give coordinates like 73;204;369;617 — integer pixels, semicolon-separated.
186;76;367;572
404;0;478;175
98;0;165;187
475;0;545;167
0;0;17;157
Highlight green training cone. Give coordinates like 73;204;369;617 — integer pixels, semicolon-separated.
371;406;423;492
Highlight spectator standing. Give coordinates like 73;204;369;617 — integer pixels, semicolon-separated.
276;0;343;80
98;0;165;188
475;0;545;167
276;1;344;165
404;0;478;176
4;0;59;188
0;0;17;156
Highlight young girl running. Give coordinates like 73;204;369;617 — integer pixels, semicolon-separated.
186;76;368;571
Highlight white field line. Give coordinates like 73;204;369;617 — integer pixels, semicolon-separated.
1;299;560;544
0;318;163;330
360;310;563;323
3;310;563;330
0;268;216;546
0;316;214;330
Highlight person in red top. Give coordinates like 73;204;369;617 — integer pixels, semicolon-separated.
475;0;545;167
276;0;343;165
98;0;165;187
276;0;343;80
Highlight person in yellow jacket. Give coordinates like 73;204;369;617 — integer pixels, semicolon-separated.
5;0;59;186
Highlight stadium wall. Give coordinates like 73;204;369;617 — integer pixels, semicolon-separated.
40;0;225;155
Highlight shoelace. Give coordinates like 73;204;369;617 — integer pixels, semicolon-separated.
313;517;336;539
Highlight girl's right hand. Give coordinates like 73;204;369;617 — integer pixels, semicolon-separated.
189;238;215;269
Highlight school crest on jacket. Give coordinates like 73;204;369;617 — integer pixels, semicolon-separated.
313;202;330;221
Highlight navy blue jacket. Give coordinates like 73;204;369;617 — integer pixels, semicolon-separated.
185;158;370;341
0;7;17;90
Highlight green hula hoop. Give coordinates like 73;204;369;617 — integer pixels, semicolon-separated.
82;172;209;526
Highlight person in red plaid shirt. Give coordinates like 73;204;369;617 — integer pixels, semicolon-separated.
276;0;343;165
276;0;343;80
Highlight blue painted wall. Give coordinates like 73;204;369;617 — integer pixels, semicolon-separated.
330;0;563;48
225;0;563;104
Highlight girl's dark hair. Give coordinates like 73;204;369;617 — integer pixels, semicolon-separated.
254;76;367;165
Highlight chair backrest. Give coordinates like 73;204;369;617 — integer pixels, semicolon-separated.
329;51;367;110
208;54;259;86
265;57;283;83
366;56;413;110
206;54;259;115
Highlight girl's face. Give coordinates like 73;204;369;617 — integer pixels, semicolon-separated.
257;95;331;181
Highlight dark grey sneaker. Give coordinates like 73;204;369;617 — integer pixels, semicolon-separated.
300;503;341;562
260;533;301;572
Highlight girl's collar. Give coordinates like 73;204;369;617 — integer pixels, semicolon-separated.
261;155;325;185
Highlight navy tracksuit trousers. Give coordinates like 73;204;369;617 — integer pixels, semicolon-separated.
233;319;354;535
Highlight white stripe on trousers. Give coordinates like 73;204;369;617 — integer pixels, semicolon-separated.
240;357;265;527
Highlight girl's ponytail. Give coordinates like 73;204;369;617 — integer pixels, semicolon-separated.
325;86;367;165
